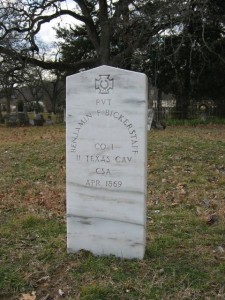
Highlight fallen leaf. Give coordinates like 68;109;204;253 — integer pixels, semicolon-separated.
37;275;50;283
58;289;65;296
196;206;202;216
20;291;36;300
217;246;225;253
206;214;218;225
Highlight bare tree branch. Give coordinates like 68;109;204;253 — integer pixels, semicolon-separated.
0;45;95;72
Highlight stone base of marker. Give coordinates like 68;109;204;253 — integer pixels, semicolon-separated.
66;65;148;259
67;217;145;259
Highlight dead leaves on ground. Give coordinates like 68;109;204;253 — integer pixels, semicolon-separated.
148;126;225;225
20;292;36;300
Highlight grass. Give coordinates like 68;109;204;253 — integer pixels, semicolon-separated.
0;124;225;299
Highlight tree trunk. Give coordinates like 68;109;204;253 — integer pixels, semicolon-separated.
51;97;56;114
175;93;190;119
6;97;11;114
0;104;3;123
5;88;12;114
157;88;163;121
175;61;191;119
99;22;110;65
99;0;110;65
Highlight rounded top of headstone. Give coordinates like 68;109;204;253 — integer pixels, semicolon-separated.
67;65;147;79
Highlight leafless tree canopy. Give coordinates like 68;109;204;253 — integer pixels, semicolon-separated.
0;0;194;72
1;0;225;117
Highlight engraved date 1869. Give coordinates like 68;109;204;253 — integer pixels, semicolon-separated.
86;179;122;188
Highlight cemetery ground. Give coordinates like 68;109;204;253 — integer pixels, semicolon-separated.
0;124;225;300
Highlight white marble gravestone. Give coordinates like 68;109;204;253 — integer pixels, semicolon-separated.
66;65;148;259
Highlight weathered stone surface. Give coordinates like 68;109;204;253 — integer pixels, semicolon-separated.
66;65;147;259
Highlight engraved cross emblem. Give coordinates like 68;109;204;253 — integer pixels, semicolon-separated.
95;75;114;94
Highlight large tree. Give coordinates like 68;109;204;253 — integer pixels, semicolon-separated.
142;0;225;118
0;0;183;73
1;0;225;118
0;51;26;114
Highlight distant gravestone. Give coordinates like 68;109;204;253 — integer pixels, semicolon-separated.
147;109;154;130
66;65;148;259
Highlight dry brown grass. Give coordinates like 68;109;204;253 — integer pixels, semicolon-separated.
0;124;225;300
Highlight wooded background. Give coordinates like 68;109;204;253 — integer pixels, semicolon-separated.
0;0;225;118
